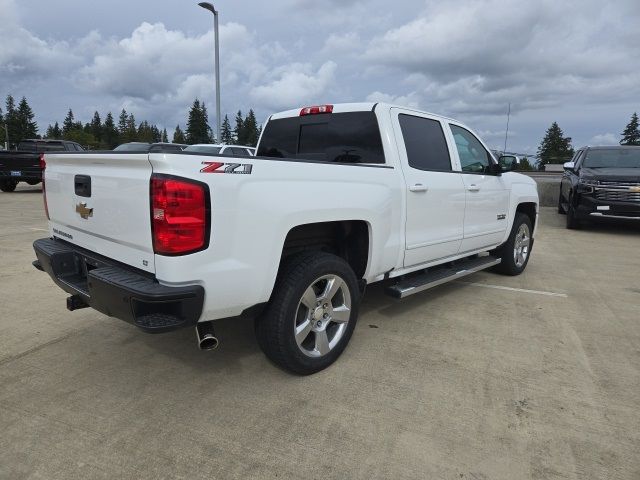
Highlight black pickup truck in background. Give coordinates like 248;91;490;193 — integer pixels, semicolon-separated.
0;139;84;192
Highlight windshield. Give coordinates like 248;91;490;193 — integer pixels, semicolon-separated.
583;149;640;168
184;145;222;155
114;143;151;152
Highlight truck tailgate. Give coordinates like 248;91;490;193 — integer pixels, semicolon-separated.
45;153;155;273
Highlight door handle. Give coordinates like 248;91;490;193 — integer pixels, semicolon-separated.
409;184;428;192
467;184;480;192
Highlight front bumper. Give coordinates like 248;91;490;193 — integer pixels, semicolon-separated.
576;195;640;220
33;238;204;333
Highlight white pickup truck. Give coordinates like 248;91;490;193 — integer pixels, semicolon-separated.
33;102;538;374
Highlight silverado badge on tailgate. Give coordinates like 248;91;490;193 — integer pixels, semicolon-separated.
75;202;93;219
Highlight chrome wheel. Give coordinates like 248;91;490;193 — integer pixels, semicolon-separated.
513;223;531;268
294;274;352;358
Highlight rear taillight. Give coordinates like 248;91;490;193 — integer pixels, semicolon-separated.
300;104;334;116
40;154;49;220
150;175;210;255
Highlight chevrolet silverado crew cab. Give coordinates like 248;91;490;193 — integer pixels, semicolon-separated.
33;103;539;374
559;146;640;228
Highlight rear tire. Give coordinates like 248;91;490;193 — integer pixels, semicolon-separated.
492;213;533;276
255;251;360;375
0;180;18;192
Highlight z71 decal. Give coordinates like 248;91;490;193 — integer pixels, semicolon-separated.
200;162;253;174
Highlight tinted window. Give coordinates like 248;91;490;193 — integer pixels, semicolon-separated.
582;149;640;168
114;143;151;152
184;145;222;155
257;112;385;164
39;142;66;152
230;147;249;156
17;141;37;152
450;125;493;173
399;115;451;171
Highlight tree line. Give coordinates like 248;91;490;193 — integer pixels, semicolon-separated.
0;95;262;150
537;111;639;167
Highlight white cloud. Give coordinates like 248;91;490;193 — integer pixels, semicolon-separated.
250;61;337;111
588;133;619;146
365;91;422;109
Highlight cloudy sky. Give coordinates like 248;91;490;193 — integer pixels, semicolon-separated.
1;0;639;153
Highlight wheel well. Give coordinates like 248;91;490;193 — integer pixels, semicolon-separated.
516;202;537;232
281;221;369;279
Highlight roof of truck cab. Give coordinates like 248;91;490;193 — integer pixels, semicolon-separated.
269;102;457;122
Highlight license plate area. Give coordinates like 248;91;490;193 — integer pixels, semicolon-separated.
10;171;21;176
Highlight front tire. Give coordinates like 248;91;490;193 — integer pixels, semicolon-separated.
493;213;533;276
0;180;18;192
557;189;566;214
566;193;582;229
255;252;360;375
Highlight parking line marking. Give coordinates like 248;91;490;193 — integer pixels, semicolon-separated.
456;281;568;298
29;228;49;232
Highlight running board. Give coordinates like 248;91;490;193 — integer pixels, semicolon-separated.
385;256;501;299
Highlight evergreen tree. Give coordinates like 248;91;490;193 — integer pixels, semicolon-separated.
151;125;161;143
620;112;640;146
0;106;5;147
186;99;212;144
4;95;19;147
16;97;38;139
233;110;244;144
126;114;137;142
173;125;186;144
243;109;259;147
62;109;76;136
161;128;169;143
220;115;233;144
90;111;102;142
103;112;119;149
537;122;574;166
45;122;62;139
118;109;128;137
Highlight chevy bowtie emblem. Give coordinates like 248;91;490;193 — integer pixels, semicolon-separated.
75;202;93;219
630;186;640;193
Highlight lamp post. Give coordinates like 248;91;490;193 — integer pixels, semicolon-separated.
198;2;222;143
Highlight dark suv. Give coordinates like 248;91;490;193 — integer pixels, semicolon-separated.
559;146;640;228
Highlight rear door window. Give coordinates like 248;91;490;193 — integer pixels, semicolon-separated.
257;112;385;164
399;114;451;171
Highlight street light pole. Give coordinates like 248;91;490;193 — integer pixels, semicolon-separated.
198;2;222;143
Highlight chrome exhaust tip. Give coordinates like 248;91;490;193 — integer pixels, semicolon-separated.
196;322;219;351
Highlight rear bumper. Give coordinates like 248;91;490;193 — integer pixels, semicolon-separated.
0;170;41;182
33;238;204;333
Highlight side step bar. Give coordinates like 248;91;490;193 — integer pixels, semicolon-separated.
386;255;501;299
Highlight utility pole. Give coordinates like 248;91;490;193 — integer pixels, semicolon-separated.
503;102;511;154
198;2;222;143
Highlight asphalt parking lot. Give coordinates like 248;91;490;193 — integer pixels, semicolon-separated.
1;184;639;480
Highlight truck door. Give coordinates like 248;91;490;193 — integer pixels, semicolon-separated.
391;108;466;267
446;123;509;252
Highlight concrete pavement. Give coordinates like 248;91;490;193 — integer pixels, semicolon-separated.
1;185;639;479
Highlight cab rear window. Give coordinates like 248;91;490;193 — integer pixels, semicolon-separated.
257;112;385;164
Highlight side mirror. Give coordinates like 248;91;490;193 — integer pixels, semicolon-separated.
499;155;518;172
563;161;575;171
